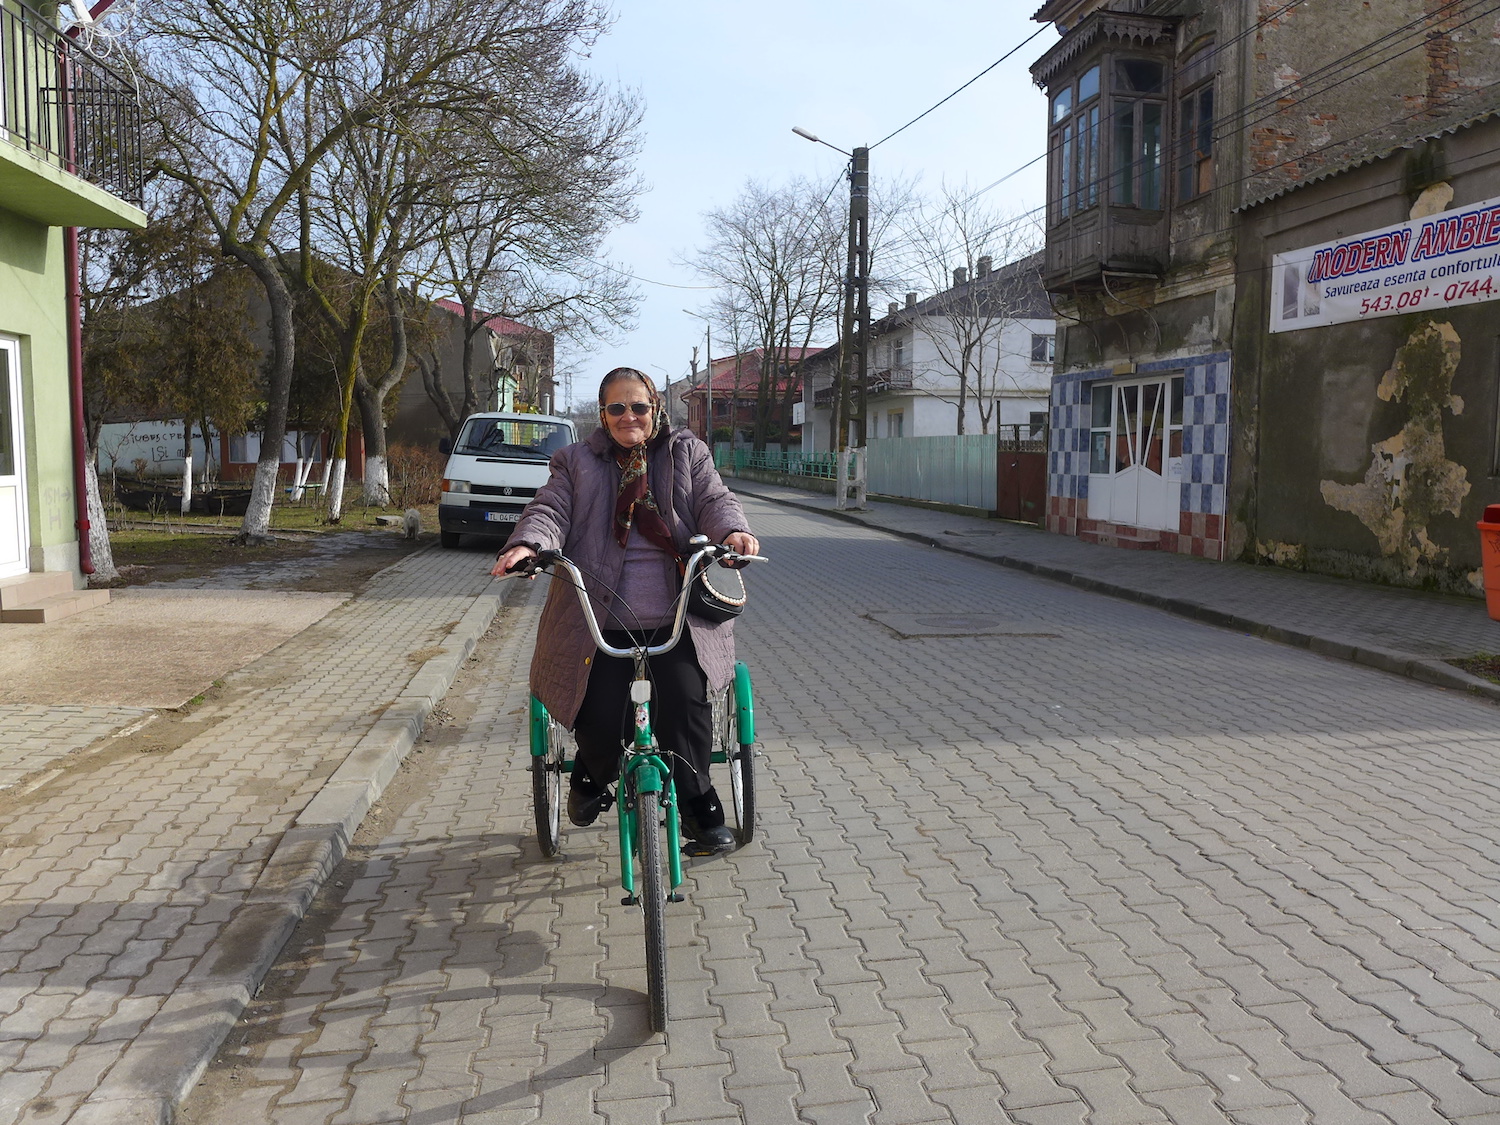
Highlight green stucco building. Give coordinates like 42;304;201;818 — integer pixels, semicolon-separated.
0;0;144;593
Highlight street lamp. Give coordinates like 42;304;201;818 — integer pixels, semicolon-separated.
794;126;869;510
682;309;712;447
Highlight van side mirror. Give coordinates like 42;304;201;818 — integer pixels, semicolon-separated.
439;437;452;455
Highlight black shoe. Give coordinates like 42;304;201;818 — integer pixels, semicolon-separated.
683;824;735;855
681;790;734;854
567;783;613;827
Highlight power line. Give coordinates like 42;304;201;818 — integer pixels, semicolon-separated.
1215;0;1493;138
593;261;716;290
871;26;1051;151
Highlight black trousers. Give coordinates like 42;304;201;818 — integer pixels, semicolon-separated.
570;629;715;802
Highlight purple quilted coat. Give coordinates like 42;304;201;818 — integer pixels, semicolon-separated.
503;424;751;727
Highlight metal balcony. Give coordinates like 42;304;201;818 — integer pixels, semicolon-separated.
2;1;144;207
812;366;913;409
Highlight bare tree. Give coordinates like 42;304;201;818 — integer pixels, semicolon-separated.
689;174;921;449
688;179;844;450
887;186;1043;435
412;87;642;439
137;0;624;540
81;177;258;567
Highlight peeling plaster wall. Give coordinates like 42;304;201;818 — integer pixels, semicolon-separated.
1319;320;1471;577
1233;118;1500;595
1247;0;1500;202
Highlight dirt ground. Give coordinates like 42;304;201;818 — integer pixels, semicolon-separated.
0;524;436;709
1451;652;1500;685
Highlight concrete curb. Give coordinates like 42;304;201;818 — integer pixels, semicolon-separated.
733;481;1500;706
73;574;518;1125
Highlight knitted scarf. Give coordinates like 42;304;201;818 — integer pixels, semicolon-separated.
612;427;677;557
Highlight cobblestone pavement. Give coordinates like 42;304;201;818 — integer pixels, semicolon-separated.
727;479;1500;683
182;496;1500;1124
0;544;506;1125
0;708;153;792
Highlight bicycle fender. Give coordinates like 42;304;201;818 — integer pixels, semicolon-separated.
625;753;670;793
529;696;550;758
733;662;755;745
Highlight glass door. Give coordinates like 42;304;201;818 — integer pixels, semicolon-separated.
0;337;28;578
1088;374;1181;532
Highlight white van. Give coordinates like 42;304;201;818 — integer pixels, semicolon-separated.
437;411;576;548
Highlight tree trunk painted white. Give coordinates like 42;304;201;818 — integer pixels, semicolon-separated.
84;458;119;585
319;455;333;490
238;458;280;544
362;453;390;507
326;458;347;523
290;457;307;502
180;452;194;515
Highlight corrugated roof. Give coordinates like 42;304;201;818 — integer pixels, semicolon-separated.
1240;93;1500;211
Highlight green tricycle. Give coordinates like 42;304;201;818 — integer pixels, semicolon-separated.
507;538;764;1033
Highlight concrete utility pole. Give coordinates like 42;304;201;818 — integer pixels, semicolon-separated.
835;147;870;508
793;126;869;508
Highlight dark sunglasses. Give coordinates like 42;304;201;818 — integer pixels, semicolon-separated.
604;402;654;417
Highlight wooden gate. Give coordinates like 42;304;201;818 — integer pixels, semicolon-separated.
995;425;1046;523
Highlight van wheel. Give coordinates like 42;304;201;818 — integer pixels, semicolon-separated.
440;531;460;548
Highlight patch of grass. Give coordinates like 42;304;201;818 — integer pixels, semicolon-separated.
1449;653;1500;685
107;530;321;586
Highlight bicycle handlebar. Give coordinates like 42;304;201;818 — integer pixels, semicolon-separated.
502;539;766;659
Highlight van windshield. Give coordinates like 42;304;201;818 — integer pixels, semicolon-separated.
453;418;572;461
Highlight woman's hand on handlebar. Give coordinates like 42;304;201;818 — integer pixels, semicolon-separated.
721;531;759;566
492;544;537;578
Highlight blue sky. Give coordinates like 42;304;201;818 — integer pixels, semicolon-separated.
564;2;1057;405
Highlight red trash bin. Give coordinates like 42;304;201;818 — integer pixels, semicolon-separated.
1480;504;1500;621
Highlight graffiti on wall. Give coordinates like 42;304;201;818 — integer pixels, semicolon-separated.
1319;320;1470;577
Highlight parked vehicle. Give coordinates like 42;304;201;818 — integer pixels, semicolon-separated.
437;412;575;548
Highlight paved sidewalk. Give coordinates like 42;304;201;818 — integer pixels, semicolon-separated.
725;477;1500;702
0;543;512;1125
0;708;155;794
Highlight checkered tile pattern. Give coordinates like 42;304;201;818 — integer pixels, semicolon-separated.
1139;352;1232;518
1046;352;1232;558
1047;371;1097;503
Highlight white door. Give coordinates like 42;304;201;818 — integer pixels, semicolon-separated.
0;338;29;579
1101;377;1182;532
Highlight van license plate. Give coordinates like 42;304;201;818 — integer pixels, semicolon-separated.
484;511;520;523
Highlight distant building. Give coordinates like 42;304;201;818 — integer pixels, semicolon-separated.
803;254;1054;449
680;348;819;447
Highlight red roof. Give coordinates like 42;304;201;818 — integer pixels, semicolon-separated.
685;347;825;397
431;297;547;338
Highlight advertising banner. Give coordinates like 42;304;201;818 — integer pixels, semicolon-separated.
1270;194;1500;333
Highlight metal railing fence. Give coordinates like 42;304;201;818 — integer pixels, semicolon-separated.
1;2;144;205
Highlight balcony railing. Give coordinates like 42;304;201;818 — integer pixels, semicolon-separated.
812;366;914;409
2;1;144;205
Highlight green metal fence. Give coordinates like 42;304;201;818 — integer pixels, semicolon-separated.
715;448;840;480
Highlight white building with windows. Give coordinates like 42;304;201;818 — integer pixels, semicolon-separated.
804;252;1055;449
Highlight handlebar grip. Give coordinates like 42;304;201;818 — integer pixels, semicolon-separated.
505;549;558;575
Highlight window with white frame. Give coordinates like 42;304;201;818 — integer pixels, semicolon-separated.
888;411;904;438
1030;334;1056;364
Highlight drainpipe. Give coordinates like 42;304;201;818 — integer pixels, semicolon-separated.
65;228;92;575
62;0;118;576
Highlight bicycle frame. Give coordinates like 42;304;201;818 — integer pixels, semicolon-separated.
522;545;746;899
